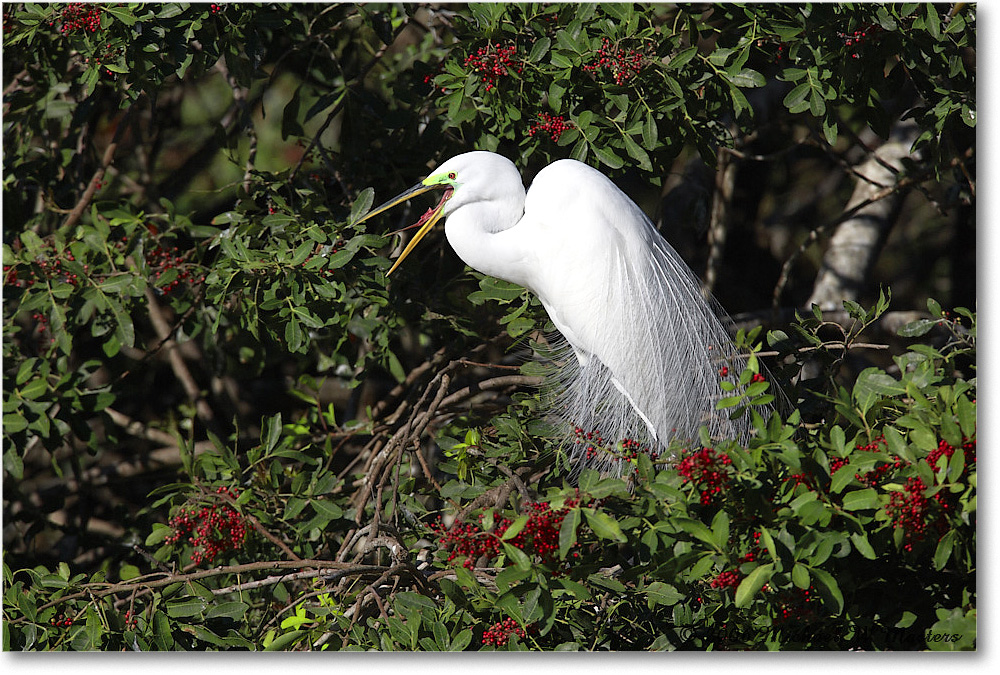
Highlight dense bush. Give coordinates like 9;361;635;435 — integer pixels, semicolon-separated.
3;3;974;650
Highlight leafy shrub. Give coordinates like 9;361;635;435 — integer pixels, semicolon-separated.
3;3;975;651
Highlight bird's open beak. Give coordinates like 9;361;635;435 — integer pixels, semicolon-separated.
358;182;454;276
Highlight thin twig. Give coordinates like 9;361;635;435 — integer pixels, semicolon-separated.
58;105;135;234
142;285;216;426
13;559;391;620
439;375;543;409
771;167;942;314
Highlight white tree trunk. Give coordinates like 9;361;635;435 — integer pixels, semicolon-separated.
808;122;921;310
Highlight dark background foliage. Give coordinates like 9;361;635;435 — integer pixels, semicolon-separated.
2;3;974;651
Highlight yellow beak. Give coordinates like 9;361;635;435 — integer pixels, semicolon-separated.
358;182;452;277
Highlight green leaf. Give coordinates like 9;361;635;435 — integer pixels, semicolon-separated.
310;499;343;521
926;608;976;650
842;488;879;511
735;563;773;608
758;526;779;563
710;510;729;548
850;532;877;560
528;37;551;63
645;581;684;607
350;188;375;224
809;567;844;614
265;629;307;651
674;518;718;549
105;4;137;25
591;145;624;170
583;509;626;543
285;319;304;352
822;115;838;146
622;134;652;171
853;368;904;415
558;508;580;559
933;530;956;570
166;599;206;618
925;3;941;39
263;412;282;452
119;564;141;581
642;111;658;150
897;319;937;337
956;395;976;438
727;68;765;88
205;601;249;621
668;46;698;70
3;414;28;433
502;542;532;571
791;563;810;589
501;514;530;541
18;378;47;400
783;82;810;110
450;629;472;651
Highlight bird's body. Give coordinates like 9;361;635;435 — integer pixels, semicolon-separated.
361;151;762;472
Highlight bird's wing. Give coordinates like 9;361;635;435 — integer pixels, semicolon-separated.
521;159;749;452
520;160;648;360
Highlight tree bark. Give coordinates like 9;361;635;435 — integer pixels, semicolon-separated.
808;122;921;310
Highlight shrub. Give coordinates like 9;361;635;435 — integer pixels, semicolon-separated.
3;3;975;651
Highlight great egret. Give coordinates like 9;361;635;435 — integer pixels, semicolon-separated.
359;151;765;473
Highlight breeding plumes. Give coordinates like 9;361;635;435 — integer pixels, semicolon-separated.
359;151;766;474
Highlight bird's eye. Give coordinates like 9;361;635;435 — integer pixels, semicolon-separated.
447;172;456;180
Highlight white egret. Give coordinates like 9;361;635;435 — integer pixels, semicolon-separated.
359;151;765;473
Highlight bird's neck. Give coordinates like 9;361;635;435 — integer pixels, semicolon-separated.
443;200;532;287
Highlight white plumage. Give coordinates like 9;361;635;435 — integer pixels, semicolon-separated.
361;151;762;473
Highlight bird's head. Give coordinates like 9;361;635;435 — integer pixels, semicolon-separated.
357;152;521;276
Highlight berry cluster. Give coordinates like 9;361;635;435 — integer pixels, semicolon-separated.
5;234;204;300
710;569;741;592
676;447;733;505
774;586;819;623
210;3;224;14
29;312;52;344
51;3;103;34
572;427;660;464
837;24;880;59
3;9;16;34
527;113;573;142
123;609;138;630
852;436;905;487
583;38;648;85
784;433;975;553
793;436;900;491
464;44;521;92
4;250;84;291
882;435;975;551
49;613;74;628
432;520;499;570
619;437;659;462
885;476;949;552
755;38;788;64
504;499;578;564
433;498;580;570
927;436;977;470
783;470;814;491
83;43;123;78
739;531;763;563
166;486;248;565
145;240;202;296
421;62;449;94
482;617;527;647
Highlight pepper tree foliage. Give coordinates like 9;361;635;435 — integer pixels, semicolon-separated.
2;3;975;651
